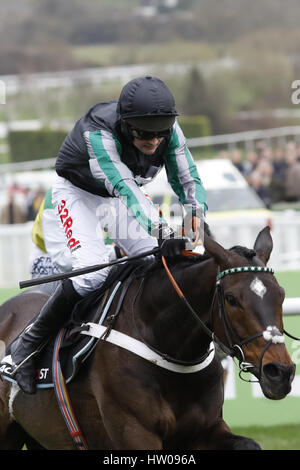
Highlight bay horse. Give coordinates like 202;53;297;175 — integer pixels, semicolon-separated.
0;227;296;450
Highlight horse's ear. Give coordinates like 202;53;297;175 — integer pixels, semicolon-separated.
204;233;230;267
253;226;273;265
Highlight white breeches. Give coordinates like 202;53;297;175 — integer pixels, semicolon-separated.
52;176;158;296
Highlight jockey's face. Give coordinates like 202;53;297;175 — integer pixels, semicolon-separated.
132;136;163;155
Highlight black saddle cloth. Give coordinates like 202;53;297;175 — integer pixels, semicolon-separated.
0;261;145;389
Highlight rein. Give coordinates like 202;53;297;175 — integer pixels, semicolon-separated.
161;256;290;383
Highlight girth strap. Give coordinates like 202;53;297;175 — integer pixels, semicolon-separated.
79;323;215;374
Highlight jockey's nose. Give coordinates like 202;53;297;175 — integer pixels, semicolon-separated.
148;136;161;144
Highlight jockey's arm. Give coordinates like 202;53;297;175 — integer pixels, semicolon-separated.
165;122;207;245
84;129;161;236
165;121;207;215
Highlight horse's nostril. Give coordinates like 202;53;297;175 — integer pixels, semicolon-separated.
263;363;280;380
263;362;294;383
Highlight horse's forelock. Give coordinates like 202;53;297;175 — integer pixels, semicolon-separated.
229;245;256;261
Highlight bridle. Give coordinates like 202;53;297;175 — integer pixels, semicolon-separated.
212;265;282;382
161;257;292;383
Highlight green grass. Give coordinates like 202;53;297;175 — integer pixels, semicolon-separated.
275;270;300;298
232;424;300;450
72;40;218;68
0;287;21;303
1;270;298;304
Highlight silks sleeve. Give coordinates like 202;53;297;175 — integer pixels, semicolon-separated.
165;121;207;215
84;129;160;234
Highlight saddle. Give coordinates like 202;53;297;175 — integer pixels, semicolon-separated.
0;261;143;389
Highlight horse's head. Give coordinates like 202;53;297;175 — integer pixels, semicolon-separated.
204;226;296;400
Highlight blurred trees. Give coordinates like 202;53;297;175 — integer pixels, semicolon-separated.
3;0;300;56
8;129;68;162
181;68;233;134
1;0;300;134
180;50;295;134
1;0;300;74
182;69;207;116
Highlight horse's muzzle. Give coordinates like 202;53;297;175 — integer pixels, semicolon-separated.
260;361;296;400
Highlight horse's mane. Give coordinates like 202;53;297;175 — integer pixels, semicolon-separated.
135;255;204;279
138;223;213;278
128;224;256;280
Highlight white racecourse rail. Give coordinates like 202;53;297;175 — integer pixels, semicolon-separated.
207;211;300;272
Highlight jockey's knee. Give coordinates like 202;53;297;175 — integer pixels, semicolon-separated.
71;267;111;297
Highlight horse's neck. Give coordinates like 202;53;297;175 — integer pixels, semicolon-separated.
180;258;217;312
139;258;217;361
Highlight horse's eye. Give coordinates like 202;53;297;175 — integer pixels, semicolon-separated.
225;293;241;308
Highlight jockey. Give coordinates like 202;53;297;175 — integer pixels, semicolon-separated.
10;76;207;394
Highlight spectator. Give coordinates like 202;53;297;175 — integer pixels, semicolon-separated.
256;158;274;186
246;154;277;206
273;147;287;174
230;149;245;174
220;140;300;205
243;151;258;180
0;187;26;224
283;150;300;201
26;189;45;221
260;146;273;162
249;171;272;208
295;142;300;162
218;150;230;159
286;141;297;153
269;147;287;202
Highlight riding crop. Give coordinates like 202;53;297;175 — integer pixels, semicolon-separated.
19;247;161;289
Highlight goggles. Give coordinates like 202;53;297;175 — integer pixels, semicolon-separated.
129;125;172;141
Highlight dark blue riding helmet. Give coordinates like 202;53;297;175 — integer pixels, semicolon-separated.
118;76;178;132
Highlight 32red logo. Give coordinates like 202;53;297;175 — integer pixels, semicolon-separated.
58;200;81;251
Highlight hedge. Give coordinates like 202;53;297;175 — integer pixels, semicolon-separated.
8;118;210;163
177;115;211;138
8;129;68;162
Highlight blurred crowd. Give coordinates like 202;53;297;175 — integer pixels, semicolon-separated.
218;140;300;208
0;185;45;224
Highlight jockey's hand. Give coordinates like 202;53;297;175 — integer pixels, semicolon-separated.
182;207;205;250
158;237;187;258
108;244;126;261
114;245;126;259
153;222;187;256
152;222;174;240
